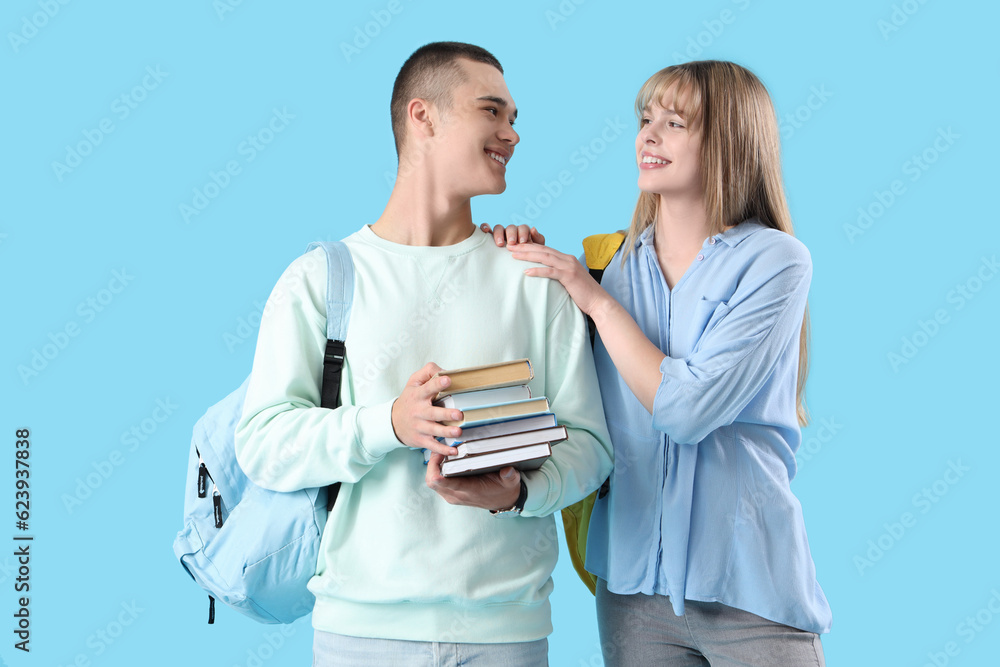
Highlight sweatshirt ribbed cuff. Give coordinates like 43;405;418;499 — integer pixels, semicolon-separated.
520;469;552;517
355;399;404;460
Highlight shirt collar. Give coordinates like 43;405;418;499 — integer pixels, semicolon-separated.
638;225;655;248
716;218;765;247
636;218;765;249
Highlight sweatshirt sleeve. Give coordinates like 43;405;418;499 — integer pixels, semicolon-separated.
651;236;811;445
234;249;402;492
520;287;614;518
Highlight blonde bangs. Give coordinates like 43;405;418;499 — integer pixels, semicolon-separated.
634;67;702;130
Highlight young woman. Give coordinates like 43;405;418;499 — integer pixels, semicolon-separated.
484;61;831;665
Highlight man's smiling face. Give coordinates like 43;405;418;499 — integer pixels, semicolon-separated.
431;58;519;198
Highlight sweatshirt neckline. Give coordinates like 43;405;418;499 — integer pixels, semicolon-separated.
358;224;488;257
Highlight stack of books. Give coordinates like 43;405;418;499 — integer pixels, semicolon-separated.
426;359;568;477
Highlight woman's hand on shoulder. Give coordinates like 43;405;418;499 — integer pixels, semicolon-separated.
478;222;612;317
479;223;546;247
508;243;613;318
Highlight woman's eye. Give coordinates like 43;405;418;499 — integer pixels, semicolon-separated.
640;117;651;125
668;121;684;129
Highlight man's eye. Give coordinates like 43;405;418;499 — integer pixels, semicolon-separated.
485;107;498;116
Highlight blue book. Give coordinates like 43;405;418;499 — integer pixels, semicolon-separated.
443;412;557;446
433;385;531;410
439;397;550;428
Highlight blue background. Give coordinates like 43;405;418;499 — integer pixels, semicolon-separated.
3;1;998;665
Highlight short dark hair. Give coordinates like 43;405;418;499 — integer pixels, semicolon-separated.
390;42;503;156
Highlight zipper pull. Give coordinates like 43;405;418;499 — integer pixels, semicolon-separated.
213;486;224;528
197;463;208;498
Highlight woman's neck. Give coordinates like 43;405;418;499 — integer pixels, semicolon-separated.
652;195;710;289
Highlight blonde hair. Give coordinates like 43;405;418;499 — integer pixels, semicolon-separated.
624;60;810;426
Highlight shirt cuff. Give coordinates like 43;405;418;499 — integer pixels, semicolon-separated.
354;399;404;460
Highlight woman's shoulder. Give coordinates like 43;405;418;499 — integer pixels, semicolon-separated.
734;221;811;269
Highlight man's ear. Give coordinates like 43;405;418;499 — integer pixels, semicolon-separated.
407;98;436;141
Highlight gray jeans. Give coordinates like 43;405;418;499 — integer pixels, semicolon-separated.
596;579;825;667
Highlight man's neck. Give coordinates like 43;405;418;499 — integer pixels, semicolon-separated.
370;170;476;247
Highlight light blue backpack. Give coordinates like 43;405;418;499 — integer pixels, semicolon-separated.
172;241;354;624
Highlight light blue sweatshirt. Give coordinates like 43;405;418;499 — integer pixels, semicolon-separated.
235;225;613;642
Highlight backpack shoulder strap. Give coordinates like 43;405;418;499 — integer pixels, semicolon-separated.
305;242;355;411
582;233;625;349
306;241;355;343
582;232;626;277
305;241;355;511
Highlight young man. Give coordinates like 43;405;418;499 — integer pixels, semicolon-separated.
235;42;612;665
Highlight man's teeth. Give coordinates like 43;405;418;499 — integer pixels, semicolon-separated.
486;151;507;166
642;156;669;164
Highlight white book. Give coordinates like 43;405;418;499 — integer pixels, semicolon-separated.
443;413;557;446
440;443;552;478
433;385;531;410
452;426;568;459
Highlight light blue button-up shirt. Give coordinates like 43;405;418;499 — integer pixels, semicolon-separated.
586;219;832;634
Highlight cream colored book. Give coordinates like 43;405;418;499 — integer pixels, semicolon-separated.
432;358;533;400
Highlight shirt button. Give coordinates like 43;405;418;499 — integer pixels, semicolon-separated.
709;237;717;245
696;254;704;261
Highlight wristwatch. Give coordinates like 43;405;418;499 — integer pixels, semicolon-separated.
490;479;527;517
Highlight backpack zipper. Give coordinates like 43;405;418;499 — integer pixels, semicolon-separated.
196;449;224;528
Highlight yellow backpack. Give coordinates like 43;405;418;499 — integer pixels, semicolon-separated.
561;232;625;595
